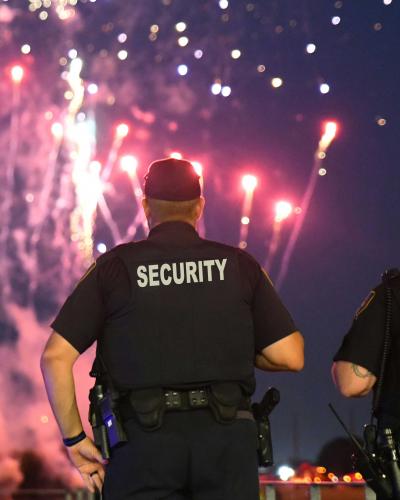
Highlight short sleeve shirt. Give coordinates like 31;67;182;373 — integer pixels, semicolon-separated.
51;222;297;389
334;277;400;418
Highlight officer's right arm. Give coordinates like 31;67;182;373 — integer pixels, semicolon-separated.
255;331;304;372
331;361;377;397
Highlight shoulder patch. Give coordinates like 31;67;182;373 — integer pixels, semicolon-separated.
355;290;376;318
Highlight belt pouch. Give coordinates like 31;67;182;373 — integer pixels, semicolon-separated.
129;388;165;431
209;383;242;424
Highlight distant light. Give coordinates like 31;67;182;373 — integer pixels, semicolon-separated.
318;152;326;159
331;16;341;25
90;161;101;174
277;465;295;481
77;112;86;122
257;64;266;73
150;24;159;33
39;10;48;20
319;83;330;94
383;0;392;4
318;168;327;176
221;85;231;97
275;201;293;222
374;22;383;31
211;82;222;95
11;65;24;84
231;49;241;59
191;161;203;176
70;58;83;74
175;21;187;32
97;243;107;254
51;122;64;139
21;44;31;54
324;122;338;139
271;77;283;88
294;206;302;214
239;241;247;249
40;415;49;424
116;123;129;138
306;43;316;54
241;216;250;225
194;49;203;59
178;36;189;47
170;151;183;159
118;33;127;43
87;83;98;94
377;117;387;126
68;48;78;59
59;57;68;66
177;64;188;76
219;0;229;9
242;174;258;192
118;50;128;60
120;155;138;176
64;90;73;100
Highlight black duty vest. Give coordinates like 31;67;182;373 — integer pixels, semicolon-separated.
99;222;256;394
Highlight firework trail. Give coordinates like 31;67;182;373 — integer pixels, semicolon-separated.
275;123;337;289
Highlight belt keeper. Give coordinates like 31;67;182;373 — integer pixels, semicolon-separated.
63;431;86;447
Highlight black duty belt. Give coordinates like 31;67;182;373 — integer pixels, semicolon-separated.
119;386;253;424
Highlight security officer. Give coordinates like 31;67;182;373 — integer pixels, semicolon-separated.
332;271;400;425
332;271;400;500
41;158;304;499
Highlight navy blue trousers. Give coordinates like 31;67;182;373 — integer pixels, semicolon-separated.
103;409;260;500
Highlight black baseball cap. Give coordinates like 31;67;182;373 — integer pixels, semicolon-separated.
144;158;201;201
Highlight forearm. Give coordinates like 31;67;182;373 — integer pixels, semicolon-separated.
41;357;83;438
255;354;295;372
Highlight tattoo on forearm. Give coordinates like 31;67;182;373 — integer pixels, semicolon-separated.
351;364;372;379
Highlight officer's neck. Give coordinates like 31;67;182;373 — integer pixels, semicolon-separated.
148;217;197;230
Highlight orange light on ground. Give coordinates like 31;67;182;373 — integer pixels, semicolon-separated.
275;201;293;222
241;174;258;192
354;472;363;480
191;161;203;177
343;475;352;483
11;65;24;84
170;151;183;159
316;466;326;474
116;123;130;138
120;155;138;176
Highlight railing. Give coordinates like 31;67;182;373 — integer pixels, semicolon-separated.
259;480;376;499
4;483;377;499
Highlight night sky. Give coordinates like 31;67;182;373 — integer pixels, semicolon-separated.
1;0;400;467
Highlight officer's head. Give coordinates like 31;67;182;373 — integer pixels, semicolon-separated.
142;158;204;228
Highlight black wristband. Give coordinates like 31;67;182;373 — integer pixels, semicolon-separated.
63;431;86;447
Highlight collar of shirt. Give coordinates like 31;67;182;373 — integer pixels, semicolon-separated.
147;221;201;245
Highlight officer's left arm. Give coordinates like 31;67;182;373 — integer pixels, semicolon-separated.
255;330;304;372
41;331;106;492
331;361;377;397
332;286;383;398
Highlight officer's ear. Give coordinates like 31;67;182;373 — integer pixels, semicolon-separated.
142;198;151;220
196;196;205;220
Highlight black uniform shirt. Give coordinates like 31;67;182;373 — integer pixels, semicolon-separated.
334;276;400;418
52;222;296;394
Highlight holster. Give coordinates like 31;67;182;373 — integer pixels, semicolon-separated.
129;388;165;431
208;382;243;424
